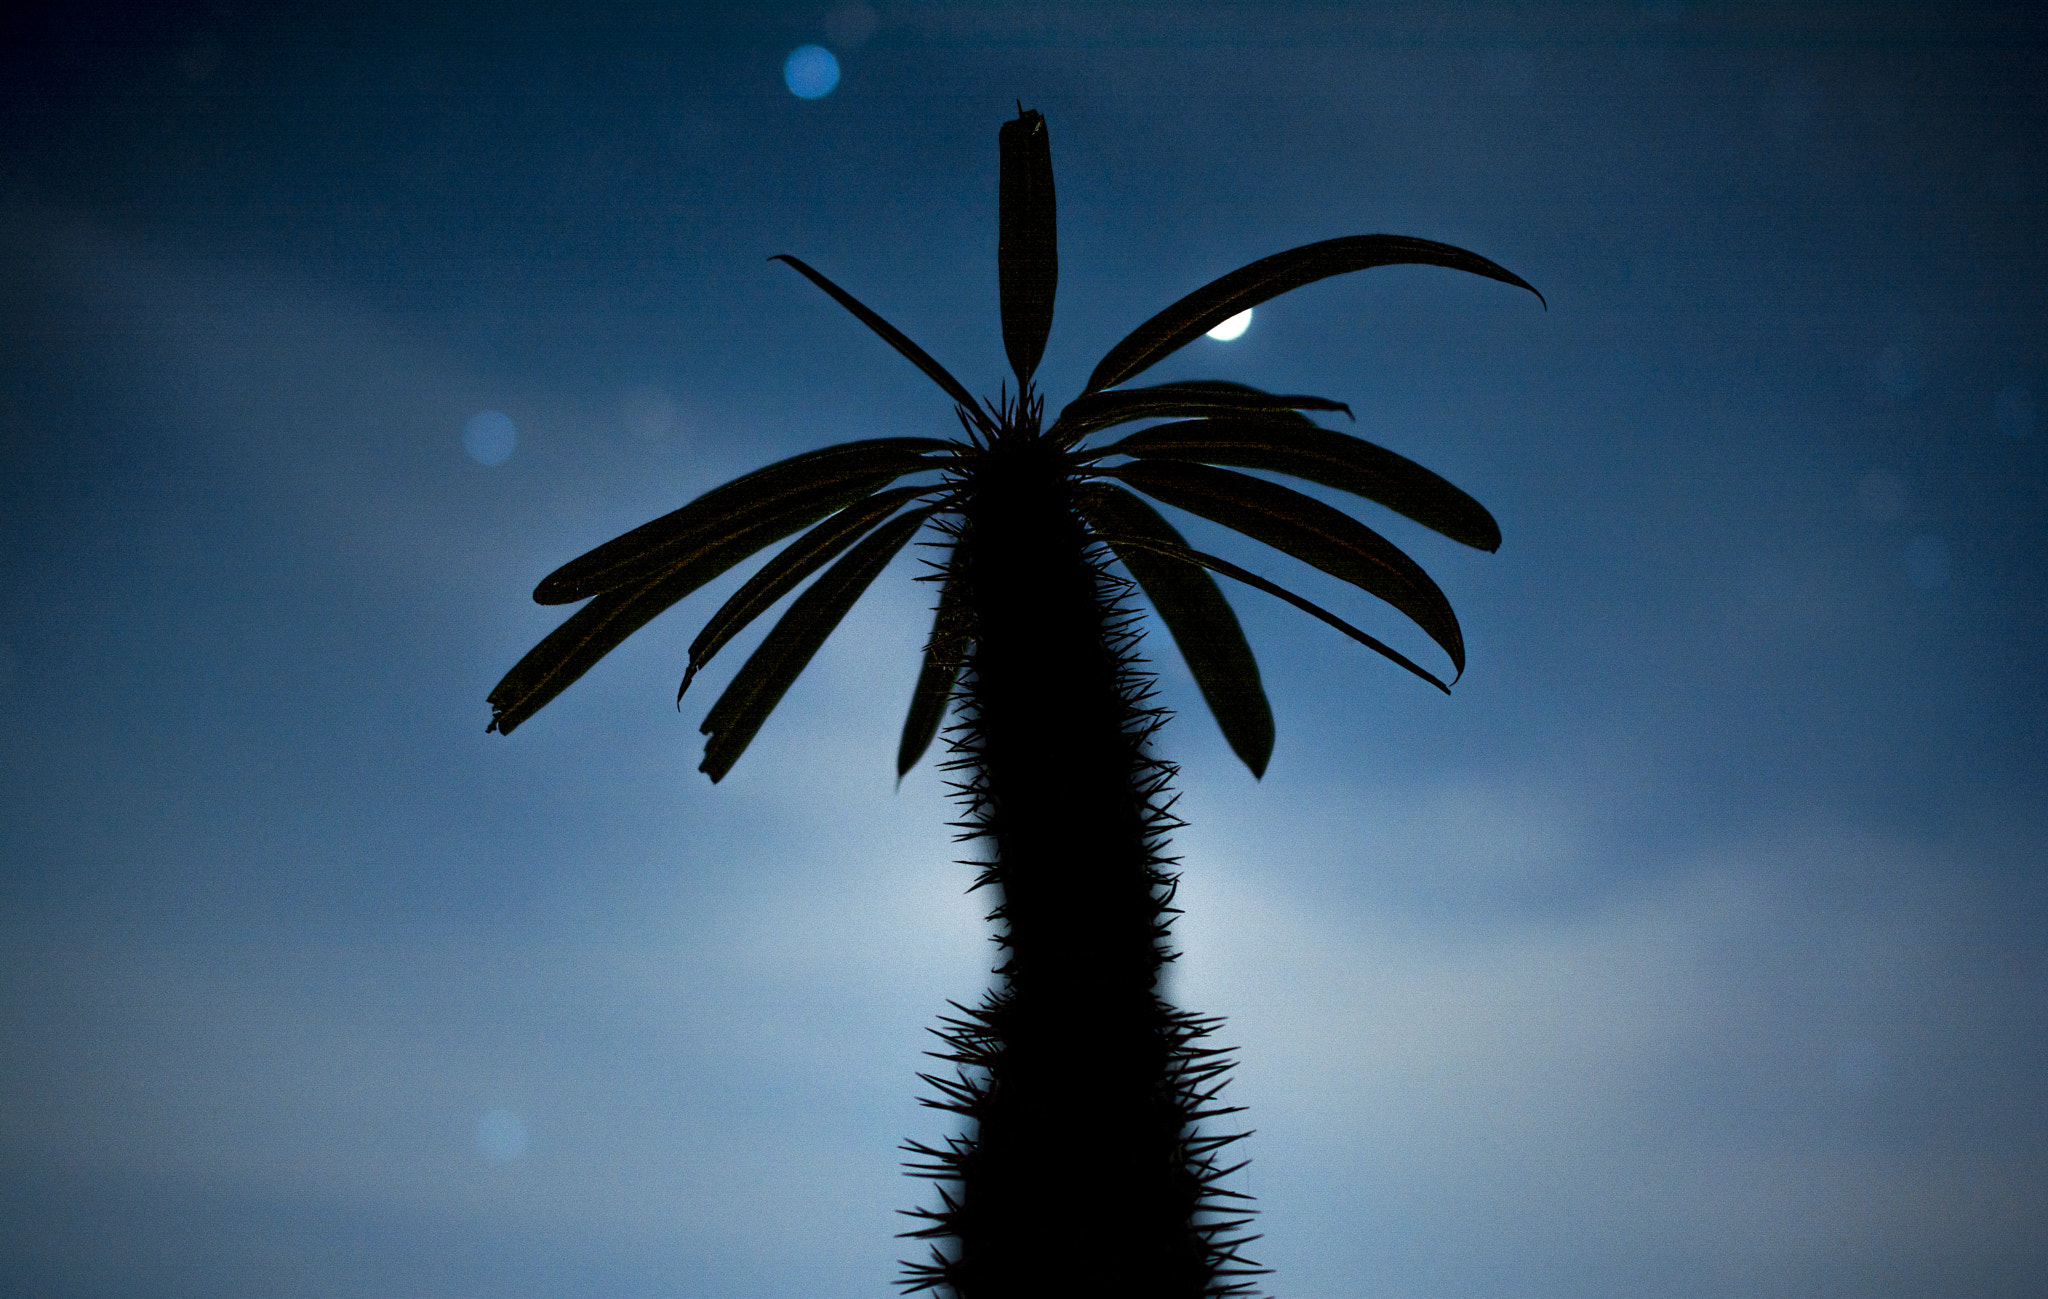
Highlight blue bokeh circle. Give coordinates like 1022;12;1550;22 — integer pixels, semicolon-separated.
463;410;517;466
784;45;840;99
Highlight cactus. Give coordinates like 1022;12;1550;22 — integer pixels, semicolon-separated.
488;107;1539;1298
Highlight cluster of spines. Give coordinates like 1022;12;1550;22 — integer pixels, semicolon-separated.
898;998;1267;1297
896;536;1267;1298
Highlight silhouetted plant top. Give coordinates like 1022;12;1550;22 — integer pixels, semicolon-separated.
488;107;1542;781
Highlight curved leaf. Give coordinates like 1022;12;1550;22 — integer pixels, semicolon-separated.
1104;458;1465;678
1099;419;1501;551
1086;234;1544;394
772;255;994;432
1074;486;1274;777
1054;380;1349;440
897;557;967;778
698;507;935;782
1080;490;1451;695
488;543;759;736
998;107;1058;390
535;438;950;604
681;484;942;700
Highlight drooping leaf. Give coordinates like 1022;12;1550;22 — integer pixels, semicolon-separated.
897;558;967;778
682;484;942;699
1104;458;1466;677
1053;380;1349;440
1074;486;1274;776
698;507;936;782
998;107;1057;390
1086;234;1544;394
489;548;751;736
1099;419;1501;551
1080;489;1452;694
535;438;950;604
772;255;994;432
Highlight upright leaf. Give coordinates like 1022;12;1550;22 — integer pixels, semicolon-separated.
998;107;1058;390
897;559;967;778
536;438;950;604
772;255;994;431
682;484;941;698
699;508;935;782
1100;419;1501;551
1105;458;1466;677
1075;487;1274;777
1087;234;1543;394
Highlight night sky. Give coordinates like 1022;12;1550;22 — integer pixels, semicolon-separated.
3;4;2045;1296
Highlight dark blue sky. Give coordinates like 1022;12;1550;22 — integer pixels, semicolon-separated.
3;4;2044;1296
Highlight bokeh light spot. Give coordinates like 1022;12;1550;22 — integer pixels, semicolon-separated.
475;1109;528;1162
1995;384;2035;439
463;410;517;465
1904;536;1950;590
1206;308;1253;341
784;46;840;99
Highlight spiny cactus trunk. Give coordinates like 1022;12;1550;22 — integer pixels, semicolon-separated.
903;445;1261;1299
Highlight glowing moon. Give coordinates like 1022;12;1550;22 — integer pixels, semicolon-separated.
1206;308;1253;341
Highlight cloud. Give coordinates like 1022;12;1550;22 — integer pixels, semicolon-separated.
1166;802;2048;1297
8;795;2039;1298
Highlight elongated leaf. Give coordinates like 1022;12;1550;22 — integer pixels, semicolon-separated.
1104;458;1465;677
682;484;941;699
1086;234;1544;394
897;558;967;778
772;255;993;431
1054;380;1349;440
998;107;1057;390
1099;419;1501;551
1079;488;1451;694
1074;486;1274;776
535;438;949;604
488;538;768;735
699;507;935;782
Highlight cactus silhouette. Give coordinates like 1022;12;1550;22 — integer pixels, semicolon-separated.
488;107;1539;1298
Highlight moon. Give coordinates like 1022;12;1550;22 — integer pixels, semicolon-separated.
1206;308;1253;341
